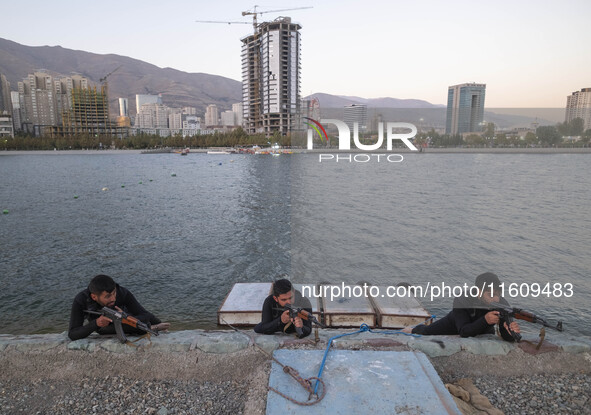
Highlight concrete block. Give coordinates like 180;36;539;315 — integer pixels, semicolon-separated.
195;332;249;354
545;333;591;353
10;334;67;352
99;339;138;353
67;339;97;352
150;330;195;352
255;335;281;354
459;335;514;355
407;337;462;357
0;336;15;352
555;339;591;354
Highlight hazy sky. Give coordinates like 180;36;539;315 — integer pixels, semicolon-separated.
3;0;590;107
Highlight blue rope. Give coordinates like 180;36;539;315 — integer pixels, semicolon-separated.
312;316;436;395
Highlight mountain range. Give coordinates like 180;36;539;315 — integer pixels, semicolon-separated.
0;37;447;116
303;93;444;108
0;37;560;128
0;37;242;115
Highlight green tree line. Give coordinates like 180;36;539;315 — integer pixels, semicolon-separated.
3;120;590;151
0;128;302;151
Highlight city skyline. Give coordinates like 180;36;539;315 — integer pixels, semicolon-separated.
2;0;590;108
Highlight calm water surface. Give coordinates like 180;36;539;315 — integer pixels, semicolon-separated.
0;152;589;336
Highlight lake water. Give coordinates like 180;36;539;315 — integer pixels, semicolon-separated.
0;152;589;336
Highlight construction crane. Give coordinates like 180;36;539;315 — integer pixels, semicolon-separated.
196;5;312;33
100;65;122;84
98;66;121;129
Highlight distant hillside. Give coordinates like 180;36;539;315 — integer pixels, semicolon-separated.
305;93;559;129
0;37;242;115
304;92;444;108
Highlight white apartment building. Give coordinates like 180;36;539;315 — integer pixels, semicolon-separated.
232;102;243;127
136;103;170;129
566;88;591;132
221;110;235;126
205;104;219;127
0;112;14;138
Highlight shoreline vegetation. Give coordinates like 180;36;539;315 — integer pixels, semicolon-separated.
2;147;591;155
2;121;591;152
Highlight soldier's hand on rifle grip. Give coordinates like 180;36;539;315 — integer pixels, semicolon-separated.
485;311;500;325
504;321;521;333
294;316;303;328
281;310;291;324
96;315;112;328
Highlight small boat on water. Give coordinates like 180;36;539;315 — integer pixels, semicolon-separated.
181;148;190;155
207;150;231;155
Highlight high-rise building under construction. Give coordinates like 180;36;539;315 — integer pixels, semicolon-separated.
241;17;301;136
58;77;111;136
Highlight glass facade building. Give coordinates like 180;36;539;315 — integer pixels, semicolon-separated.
445;83;486;135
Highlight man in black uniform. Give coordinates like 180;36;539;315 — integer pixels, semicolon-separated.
254;279;312;339
402;272;520;342
68;274;169;341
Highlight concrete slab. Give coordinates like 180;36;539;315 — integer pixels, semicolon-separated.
372;288;432;329
255;334;281;354
3;329;591;358
322;286;376;328
217;282;272;326
149;329;196;352
0;333;67;352
193;331;249;354
406;337;462;358
266;350;461;415
67;338;97;352
458;335;513;355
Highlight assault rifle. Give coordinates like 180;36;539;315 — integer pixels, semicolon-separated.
276;304;326;337
489;301;563;343
85;307;159;344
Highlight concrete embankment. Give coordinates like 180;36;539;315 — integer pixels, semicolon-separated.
1;330;590;414
2;328;590;357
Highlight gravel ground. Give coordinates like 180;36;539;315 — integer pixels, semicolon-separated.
0;348;270;415
1;346;590;414
2;374;590;415
0;377;248;415
472;374;591;415
434;350;591;415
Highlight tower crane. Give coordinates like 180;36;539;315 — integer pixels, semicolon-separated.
98;65;121;127
195;5;312;33
100;65;122;84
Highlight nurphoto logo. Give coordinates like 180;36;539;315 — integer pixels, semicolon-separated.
304;118;418;163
